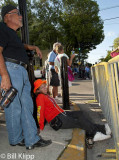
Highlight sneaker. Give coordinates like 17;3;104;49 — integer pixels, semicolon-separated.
105;123;111;135
93;132;111;142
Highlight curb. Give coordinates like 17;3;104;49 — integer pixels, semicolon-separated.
58;102;86;160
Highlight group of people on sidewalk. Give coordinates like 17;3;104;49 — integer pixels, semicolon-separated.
74;64;90;80
46;42;75;102
0;3;111;151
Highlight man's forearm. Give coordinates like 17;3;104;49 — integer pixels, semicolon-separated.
0;48;9;77
24;44;42;59
0;47;11;90
24;44;37;51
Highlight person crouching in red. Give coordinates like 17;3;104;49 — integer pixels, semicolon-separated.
34;79;111;148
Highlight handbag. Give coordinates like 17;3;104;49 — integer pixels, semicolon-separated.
50;116;62;131
68;66;74;81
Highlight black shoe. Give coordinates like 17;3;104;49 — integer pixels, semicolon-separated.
85;137;94;149
26;139;52;150
10;139;25;146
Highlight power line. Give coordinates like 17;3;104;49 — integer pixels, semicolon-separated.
100;5;119;11
99;5;119;22
103;17;119;21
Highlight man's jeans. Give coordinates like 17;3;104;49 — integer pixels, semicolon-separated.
0;62;40;147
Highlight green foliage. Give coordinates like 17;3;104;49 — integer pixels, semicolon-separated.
113;37;119;49
60;0;104;50
0;0;17;7
99;50;112;62
28;0;62;49
58;0;104;62
31;0;104;62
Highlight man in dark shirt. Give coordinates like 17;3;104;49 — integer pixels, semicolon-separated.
0;4;51;150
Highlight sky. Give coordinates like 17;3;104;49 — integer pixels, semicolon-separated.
87;0;119;64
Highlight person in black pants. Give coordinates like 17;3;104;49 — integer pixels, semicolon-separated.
34;79;112;148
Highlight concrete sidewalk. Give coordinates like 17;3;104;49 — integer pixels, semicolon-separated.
0;79;115;160
0;79;86;160
0;108;73;160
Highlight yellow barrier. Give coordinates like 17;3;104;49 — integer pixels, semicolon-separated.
91;58;119;160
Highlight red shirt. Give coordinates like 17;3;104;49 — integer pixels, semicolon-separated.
36;94;64;130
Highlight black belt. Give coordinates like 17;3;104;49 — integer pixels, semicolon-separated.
4;57;27;69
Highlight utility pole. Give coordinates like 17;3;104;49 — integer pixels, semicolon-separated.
18;0;29;44
18;0;38;127
18;0;35;89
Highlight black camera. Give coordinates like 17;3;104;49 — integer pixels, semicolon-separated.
0;87;17;108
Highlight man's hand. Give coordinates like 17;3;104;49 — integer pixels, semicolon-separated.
24;44;42;59
1;75;11;91
35;46;42;59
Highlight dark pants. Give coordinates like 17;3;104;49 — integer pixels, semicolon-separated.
58;111;106;138
49;69;60;86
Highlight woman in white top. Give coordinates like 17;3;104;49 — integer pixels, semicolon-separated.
54;45;75;86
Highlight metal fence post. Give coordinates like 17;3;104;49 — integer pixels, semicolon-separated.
91;59;119;159
61;57;70;110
